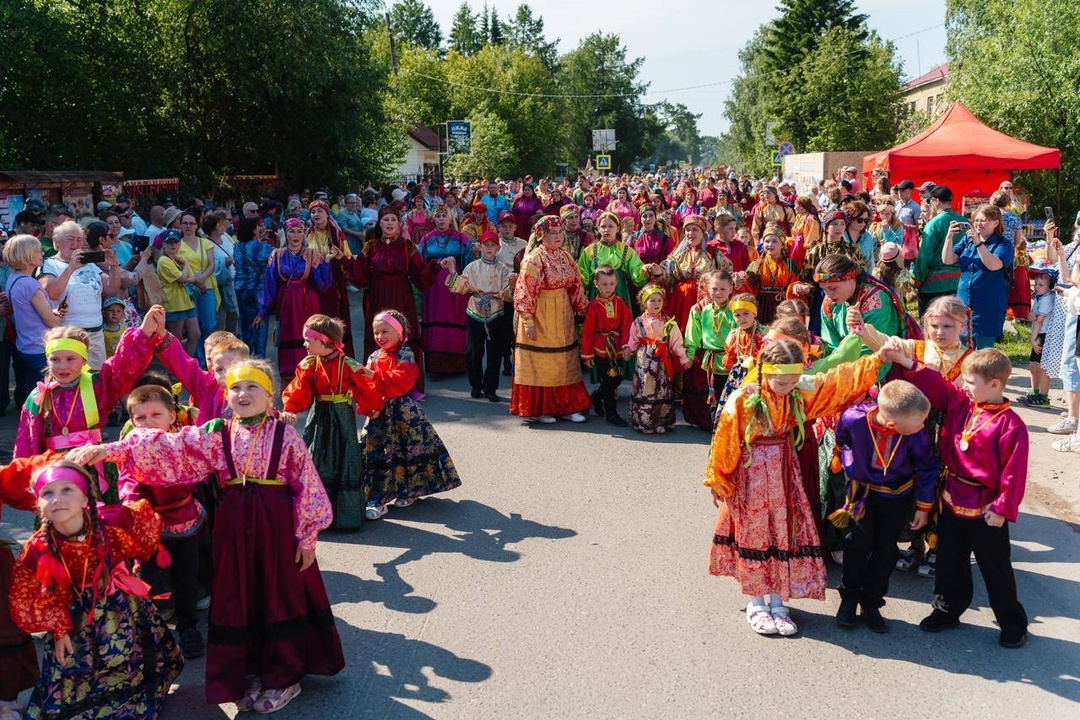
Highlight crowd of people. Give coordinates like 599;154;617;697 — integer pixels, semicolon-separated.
0;163;1064;717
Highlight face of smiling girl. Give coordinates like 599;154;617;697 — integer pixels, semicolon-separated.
372;319;402;350
227;380;270;418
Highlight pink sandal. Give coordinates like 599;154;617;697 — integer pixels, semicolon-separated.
235;678;262;712
254;683;302;714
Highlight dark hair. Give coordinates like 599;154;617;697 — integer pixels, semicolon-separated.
374;308;411;340
815;253;861;279
126;384;174;413
236;217;258;241
305;313;345;343
85;221;110;249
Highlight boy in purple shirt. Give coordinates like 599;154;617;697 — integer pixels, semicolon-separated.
882;343;1029;648
833;380;938;632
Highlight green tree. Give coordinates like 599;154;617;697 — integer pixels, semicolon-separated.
505;4;558;72
946;0;1080;219
448;2;483;56
389;0;443;51
558;33;652;170
445;109;517;179
719;30;773;175
763;0;867;73
488;6;504;45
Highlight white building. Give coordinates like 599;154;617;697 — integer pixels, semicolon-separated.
393;125;442;182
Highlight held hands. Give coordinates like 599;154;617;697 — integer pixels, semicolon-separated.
252;315;263;329
681;356;693;369
846;307;865;333
984;510;1005;527
140;305;166;338
877;338;910;367
732;271;748;287
621;347;632;361
439;257;457;272
279;412;298;426
295;546;316;571
789;282;812;297
583;358;594;368
67;444;109;466
909;509;929;531
326;246;344;262
53;633;74;666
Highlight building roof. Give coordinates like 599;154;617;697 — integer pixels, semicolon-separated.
0;170;124;190
903;64;949;91
408;125;444;152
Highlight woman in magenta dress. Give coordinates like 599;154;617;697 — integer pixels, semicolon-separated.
673;188;702;229
418;207;473;375
631;207;675;266
608;186;640;231
510;182;544;241
405;194;435;245
255;218;331;386
335;207;438;392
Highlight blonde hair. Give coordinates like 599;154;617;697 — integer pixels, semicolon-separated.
3;234;43;271
878;380;930;418
43;325;90;349
52;220;84;246
228;358;277;395
208;337;250;365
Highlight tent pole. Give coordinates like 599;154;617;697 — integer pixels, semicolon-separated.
1057;169;1061;214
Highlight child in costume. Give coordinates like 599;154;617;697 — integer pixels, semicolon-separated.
14;307;166;482
281;315;381;531
683;270;735;430
580;265;633;427
118;384;207;659
705;339;885;637
832;380;938;633
158;330;250;422
881;344;1029;648
362;310;461;520
441;231;515;402
71;360;344;712
849;294;974;576
718;293;765;406
11;461;182;719
624;284;692;434
0;454;60;720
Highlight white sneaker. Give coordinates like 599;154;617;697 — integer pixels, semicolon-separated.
1048;417;1078;435
564;413;587;423
365;504;389;520
1052;435;1080;453
530;415;557;424
746;604;777;635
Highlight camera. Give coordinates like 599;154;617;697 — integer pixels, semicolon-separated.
79;250;107;264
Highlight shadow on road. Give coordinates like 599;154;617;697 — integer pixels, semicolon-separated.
322;498;576;614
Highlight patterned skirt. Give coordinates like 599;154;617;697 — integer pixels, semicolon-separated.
709;437;827;600
362;396;461;507
717;362;748;410
304;399;364;531
28;589;182;720
629;347;676;432
0;548;37;700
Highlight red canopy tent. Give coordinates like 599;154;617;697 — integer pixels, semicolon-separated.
862;102;1060;208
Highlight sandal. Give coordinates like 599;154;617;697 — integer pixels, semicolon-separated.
746;604;777;635
771;607;798;636
0;701;23;720
236;678;263;713
254;683;301;714
916;553;937;578
392;497;415;508
365;504;388;520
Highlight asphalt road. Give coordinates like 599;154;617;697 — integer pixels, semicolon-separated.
3;307;1078;718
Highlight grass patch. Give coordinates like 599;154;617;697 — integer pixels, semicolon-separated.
998;321;1033;368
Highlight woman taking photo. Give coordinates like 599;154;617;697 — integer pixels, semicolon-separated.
156;229;202;357
942;204;1013;349
177;211;218;365
511;215;592;424
256;218;332;386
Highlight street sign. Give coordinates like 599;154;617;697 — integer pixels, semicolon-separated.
596;154;612;171
771;151;782;167
778;141;795;156
447;120;472;156
592;129;616;152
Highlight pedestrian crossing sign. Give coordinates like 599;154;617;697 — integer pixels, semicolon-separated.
596;154;612;171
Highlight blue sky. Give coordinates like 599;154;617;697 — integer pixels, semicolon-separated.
413;0;949;137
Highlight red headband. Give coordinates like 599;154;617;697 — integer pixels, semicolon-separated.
303;327;343;353
814;268;860;283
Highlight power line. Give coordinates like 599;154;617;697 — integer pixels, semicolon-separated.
401;23;945;101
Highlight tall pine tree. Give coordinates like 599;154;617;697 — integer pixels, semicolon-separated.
448;2;483;56
762;0;868;74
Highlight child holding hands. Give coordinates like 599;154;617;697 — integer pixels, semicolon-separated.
580;265;633;426
282;314;381;531
625;284;692;434
880;341;1029;648
718;293;765;406
682;270;736;429
71;359;344;712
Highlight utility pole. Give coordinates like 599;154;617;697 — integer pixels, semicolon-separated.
385;13;399;93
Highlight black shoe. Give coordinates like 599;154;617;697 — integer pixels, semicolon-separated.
999;630;1027;649
179;628;205;659
590;391;605;417
835;598;858;628
919;610;960;633
485;392;502;402
606;414;628;427
861;604;888;633
470;388;483;398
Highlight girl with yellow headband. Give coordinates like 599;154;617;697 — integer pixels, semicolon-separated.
624;284;692;434
14;307;166;492
705;338;887;638
70;358;343;714
717;293;766;409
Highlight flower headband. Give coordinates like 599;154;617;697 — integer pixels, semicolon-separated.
283;217;305;230
814;268;859;283
534;215;562;235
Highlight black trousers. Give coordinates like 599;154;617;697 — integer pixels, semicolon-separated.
466;316;510;393
934;508;1028;637
840;493;910;606
142;533;200;632
591;358;624;417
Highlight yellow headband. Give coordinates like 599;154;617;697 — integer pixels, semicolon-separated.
225;366;273;396
45;338;88;359
730;300;757;315
761;363;804;375
640;285;665;304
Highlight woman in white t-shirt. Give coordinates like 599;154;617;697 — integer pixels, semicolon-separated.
39;220;120;370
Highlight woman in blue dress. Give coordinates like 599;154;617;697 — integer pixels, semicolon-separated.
417;206;474;376
942;204;1013;349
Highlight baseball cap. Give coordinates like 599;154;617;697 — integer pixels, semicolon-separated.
917;181;937;193
928;186;954;202
497;211;515;224
896;179;914;191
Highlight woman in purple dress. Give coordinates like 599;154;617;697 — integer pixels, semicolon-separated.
255;218;331;386
418;207;474;375
511;183;544;241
